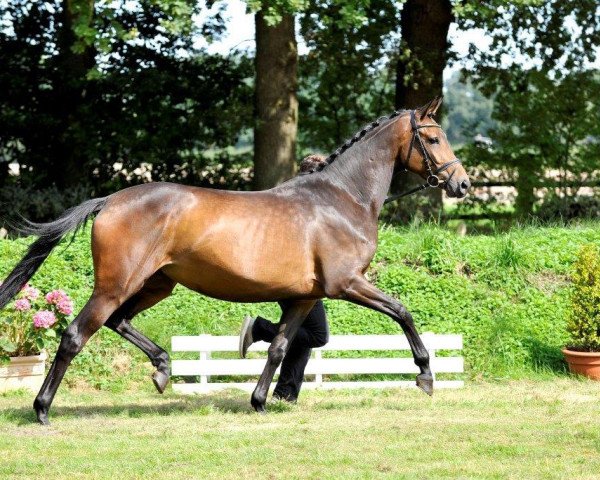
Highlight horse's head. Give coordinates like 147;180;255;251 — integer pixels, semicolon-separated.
397;97;470;198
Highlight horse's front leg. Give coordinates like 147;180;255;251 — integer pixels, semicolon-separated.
341;275;433;396
251;300;317;413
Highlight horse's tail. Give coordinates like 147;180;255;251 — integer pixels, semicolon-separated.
0;197;108;310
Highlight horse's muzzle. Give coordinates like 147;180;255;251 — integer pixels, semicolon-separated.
445;177;470;198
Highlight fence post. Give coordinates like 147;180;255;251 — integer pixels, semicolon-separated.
314;348;323;387
199;334;211;389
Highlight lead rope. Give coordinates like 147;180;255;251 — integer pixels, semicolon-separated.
384;182;431;204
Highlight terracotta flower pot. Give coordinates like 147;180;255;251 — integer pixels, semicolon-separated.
562;348;600;380
0;351;47;392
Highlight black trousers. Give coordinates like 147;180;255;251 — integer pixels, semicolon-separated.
252;300;329;400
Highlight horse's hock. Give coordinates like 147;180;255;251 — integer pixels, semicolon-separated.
170;333;464;393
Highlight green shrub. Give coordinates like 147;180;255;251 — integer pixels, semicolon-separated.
567;244;600;351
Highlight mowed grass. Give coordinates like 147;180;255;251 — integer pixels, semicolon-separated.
1;380;599;479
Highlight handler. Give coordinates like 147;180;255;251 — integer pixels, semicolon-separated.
239;154;330;402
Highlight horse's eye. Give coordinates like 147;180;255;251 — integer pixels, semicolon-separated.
428;137;440;144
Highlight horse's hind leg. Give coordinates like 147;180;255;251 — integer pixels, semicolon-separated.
33;293;121;425
251;300;316;413
104;272;176;393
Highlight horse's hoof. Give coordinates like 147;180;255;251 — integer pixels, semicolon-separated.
416;374;434;396
35;408;50;426
152;370;169;394
38;416;50;426
33;399;50;425
251;394;267;414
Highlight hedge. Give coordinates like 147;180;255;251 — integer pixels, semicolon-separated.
1;221;599;390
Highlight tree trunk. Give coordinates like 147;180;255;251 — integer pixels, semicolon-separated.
515;155;537;217
392;0;453;220
51;0;96;188
253;12;298;190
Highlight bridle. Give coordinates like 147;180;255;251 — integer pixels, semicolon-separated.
384;110;461;205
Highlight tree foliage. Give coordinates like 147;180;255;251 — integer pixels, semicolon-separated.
453;1;600;216
442;71;494;145
0;1;252;199
298;0;399;153
456;0;600;78
1;0;599;222
462;69;600;216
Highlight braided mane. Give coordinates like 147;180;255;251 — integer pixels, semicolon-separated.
322;109;409;168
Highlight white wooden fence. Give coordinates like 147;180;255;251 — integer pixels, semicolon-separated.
171;333;464;394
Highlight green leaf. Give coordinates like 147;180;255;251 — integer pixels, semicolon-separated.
0;338;17;353
44;329;57;338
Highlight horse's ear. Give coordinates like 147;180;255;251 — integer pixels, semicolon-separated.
418;96;443;120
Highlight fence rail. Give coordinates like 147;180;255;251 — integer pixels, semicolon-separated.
171;333;464;394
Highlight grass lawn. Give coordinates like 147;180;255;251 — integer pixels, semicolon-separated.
1;379;599;479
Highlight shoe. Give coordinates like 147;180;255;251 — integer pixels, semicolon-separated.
239;315;255;358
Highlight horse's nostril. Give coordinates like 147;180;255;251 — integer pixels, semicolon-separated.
460;180;470;191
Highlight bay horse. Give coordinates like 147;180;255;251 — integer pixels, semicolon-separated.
0;97;469;424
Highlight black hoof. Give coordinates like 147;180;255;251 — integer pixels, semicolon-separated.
33;399;50;425
152;370;169;394
416;374;434;396
37;415;50;426
35;408;50;425
251;394;267;414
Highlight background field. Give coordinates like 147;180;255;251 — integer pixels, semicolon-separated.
1;380;599;479
1;221;599;390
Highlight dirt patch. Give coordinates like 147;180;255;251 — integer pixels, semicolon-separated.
527;271;569;295
111;352;132;374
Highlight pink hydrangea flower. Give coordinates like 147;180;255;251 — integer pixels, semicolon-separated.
56;299;74;316
14;298;31;311
33;310;57;329
45;290;69;305
21;284;40;301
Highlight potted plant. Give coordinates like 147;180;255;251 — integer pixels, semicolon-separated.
0;284;74;392
563;244;600;380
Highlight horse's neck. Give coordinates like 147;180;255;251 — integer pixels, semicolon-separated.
322;131;397;217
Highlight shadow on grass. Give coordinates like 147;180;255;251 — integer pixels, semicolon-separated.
0;390;262;426
522;338;568;375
